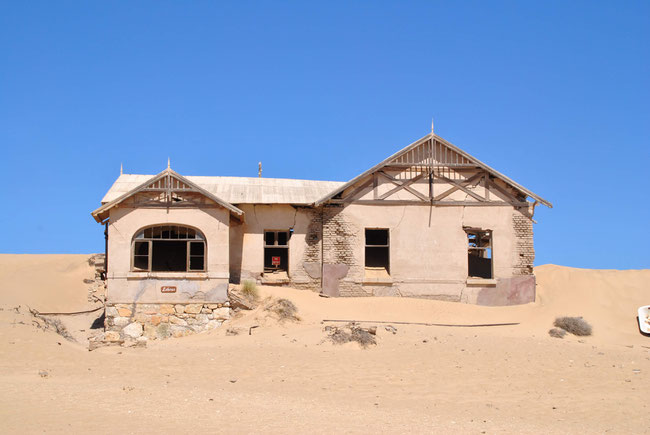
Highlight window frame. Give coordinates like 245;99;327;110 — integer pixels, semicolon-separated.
364;228;390;275
263;229;290;273
130;225;207;273
465;228;493;279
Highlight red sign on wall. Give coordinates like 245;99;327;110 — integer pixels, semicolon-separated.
271;256;281;266
161;286;177;293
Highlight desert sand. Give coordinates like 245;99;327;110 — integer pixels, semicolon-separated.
0;254;648;433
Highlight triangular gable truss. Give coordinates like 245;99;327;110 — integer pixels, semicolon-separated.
92;168;244;223
314;133;552;208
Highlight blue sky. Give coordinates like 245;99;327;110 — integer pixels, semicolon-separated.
0;1;648;269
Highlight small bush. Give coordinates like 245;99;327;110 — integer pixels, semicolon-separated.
349;326;376;348
548;327;567;339
554;316;592;336
240;280;259;300
328;328;353;345
29;309;75;342
269;298;299;321
326;323;376;348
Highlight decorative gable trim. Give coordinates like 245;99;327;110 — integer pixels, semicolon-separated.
91;168;244;223
314;133;552;208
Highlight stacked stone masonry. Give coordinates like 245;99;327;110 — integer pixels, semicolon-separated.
104;302;230;343
512;210;535;275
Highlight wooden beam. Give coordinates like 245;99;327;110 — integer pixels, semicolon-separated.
340;178;373;202
373;173;378;200
384;163;479;169
378;172;426;200
433;172;484;201
328;199;528;207
377;171;429;201
487;177;521;203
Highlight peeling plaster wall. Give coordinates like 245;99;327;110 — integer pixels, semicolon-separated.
106;207;230;304
233;204;322;290
321;203;536;304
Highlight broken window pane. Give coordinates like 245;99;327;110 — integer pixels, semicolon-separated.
365;229;389;275
264;247;288;272
466;229;492;279
133;241;149;270
190;241;204;256
263;230;290;273
189;256;204;270
152;241;186;271
132;225;205;272
366;229;389;246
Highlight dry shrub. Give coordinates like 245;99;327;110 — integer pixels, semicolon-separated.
268;298;299;321
29;309;75;342
240;280;259;300
326;323;376;348
554;316;592;336
548;327;567;339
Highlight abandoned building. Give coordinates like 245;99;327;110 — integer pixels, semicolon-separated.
92;130;551;340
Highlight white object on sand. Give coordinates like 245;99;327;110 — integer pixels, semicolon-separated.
638;305;650;334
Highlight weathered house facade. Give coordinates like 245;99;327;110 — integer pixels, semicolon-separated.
92;131;551;340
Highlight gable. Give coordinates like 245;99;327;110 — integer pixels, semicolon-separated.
315;133;552;208
92;169;243;223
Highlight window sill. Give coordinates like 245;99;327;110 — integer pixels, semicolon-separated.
127;271;208;280
363;266;392;284
466;278;497;286
261;270;290;284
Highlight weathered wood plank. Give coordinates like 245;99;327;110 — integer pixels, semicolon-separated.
377;171;429;201
433;172;484;201
378;172;426;200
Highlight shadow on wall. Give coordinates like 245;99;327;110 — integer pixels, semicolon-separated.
229;217;244;284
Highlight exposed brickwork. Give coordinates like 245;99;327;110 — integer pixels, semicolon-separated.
289;207;322;291
512;210;534;275
322;205;366;296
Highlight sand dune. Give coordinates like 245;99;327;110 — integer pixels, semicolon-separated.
0;255;648;433
0;254;96;312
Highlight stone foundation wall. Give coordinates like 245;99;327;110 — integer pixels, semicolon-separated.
104;302;230;344
512;210;534;275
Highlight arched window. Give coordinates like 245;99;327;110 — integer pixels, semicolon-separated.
132;225;205;272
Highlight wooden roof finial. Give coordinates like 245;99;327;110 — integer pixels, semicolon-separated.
120;162;123;175
258;162;262;178
167;157;171;170
431;118;435;136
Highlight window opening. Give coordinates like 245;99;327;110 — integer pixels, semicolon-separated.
365;228;390;276
264;230;290;273
131;225;206;272
466;228;492;279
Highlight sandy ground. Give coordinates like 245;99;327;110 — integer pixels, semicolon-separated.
0;255;648;434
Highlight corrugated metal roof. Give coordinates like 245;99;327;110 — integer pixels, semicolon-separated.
101;174;345;205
